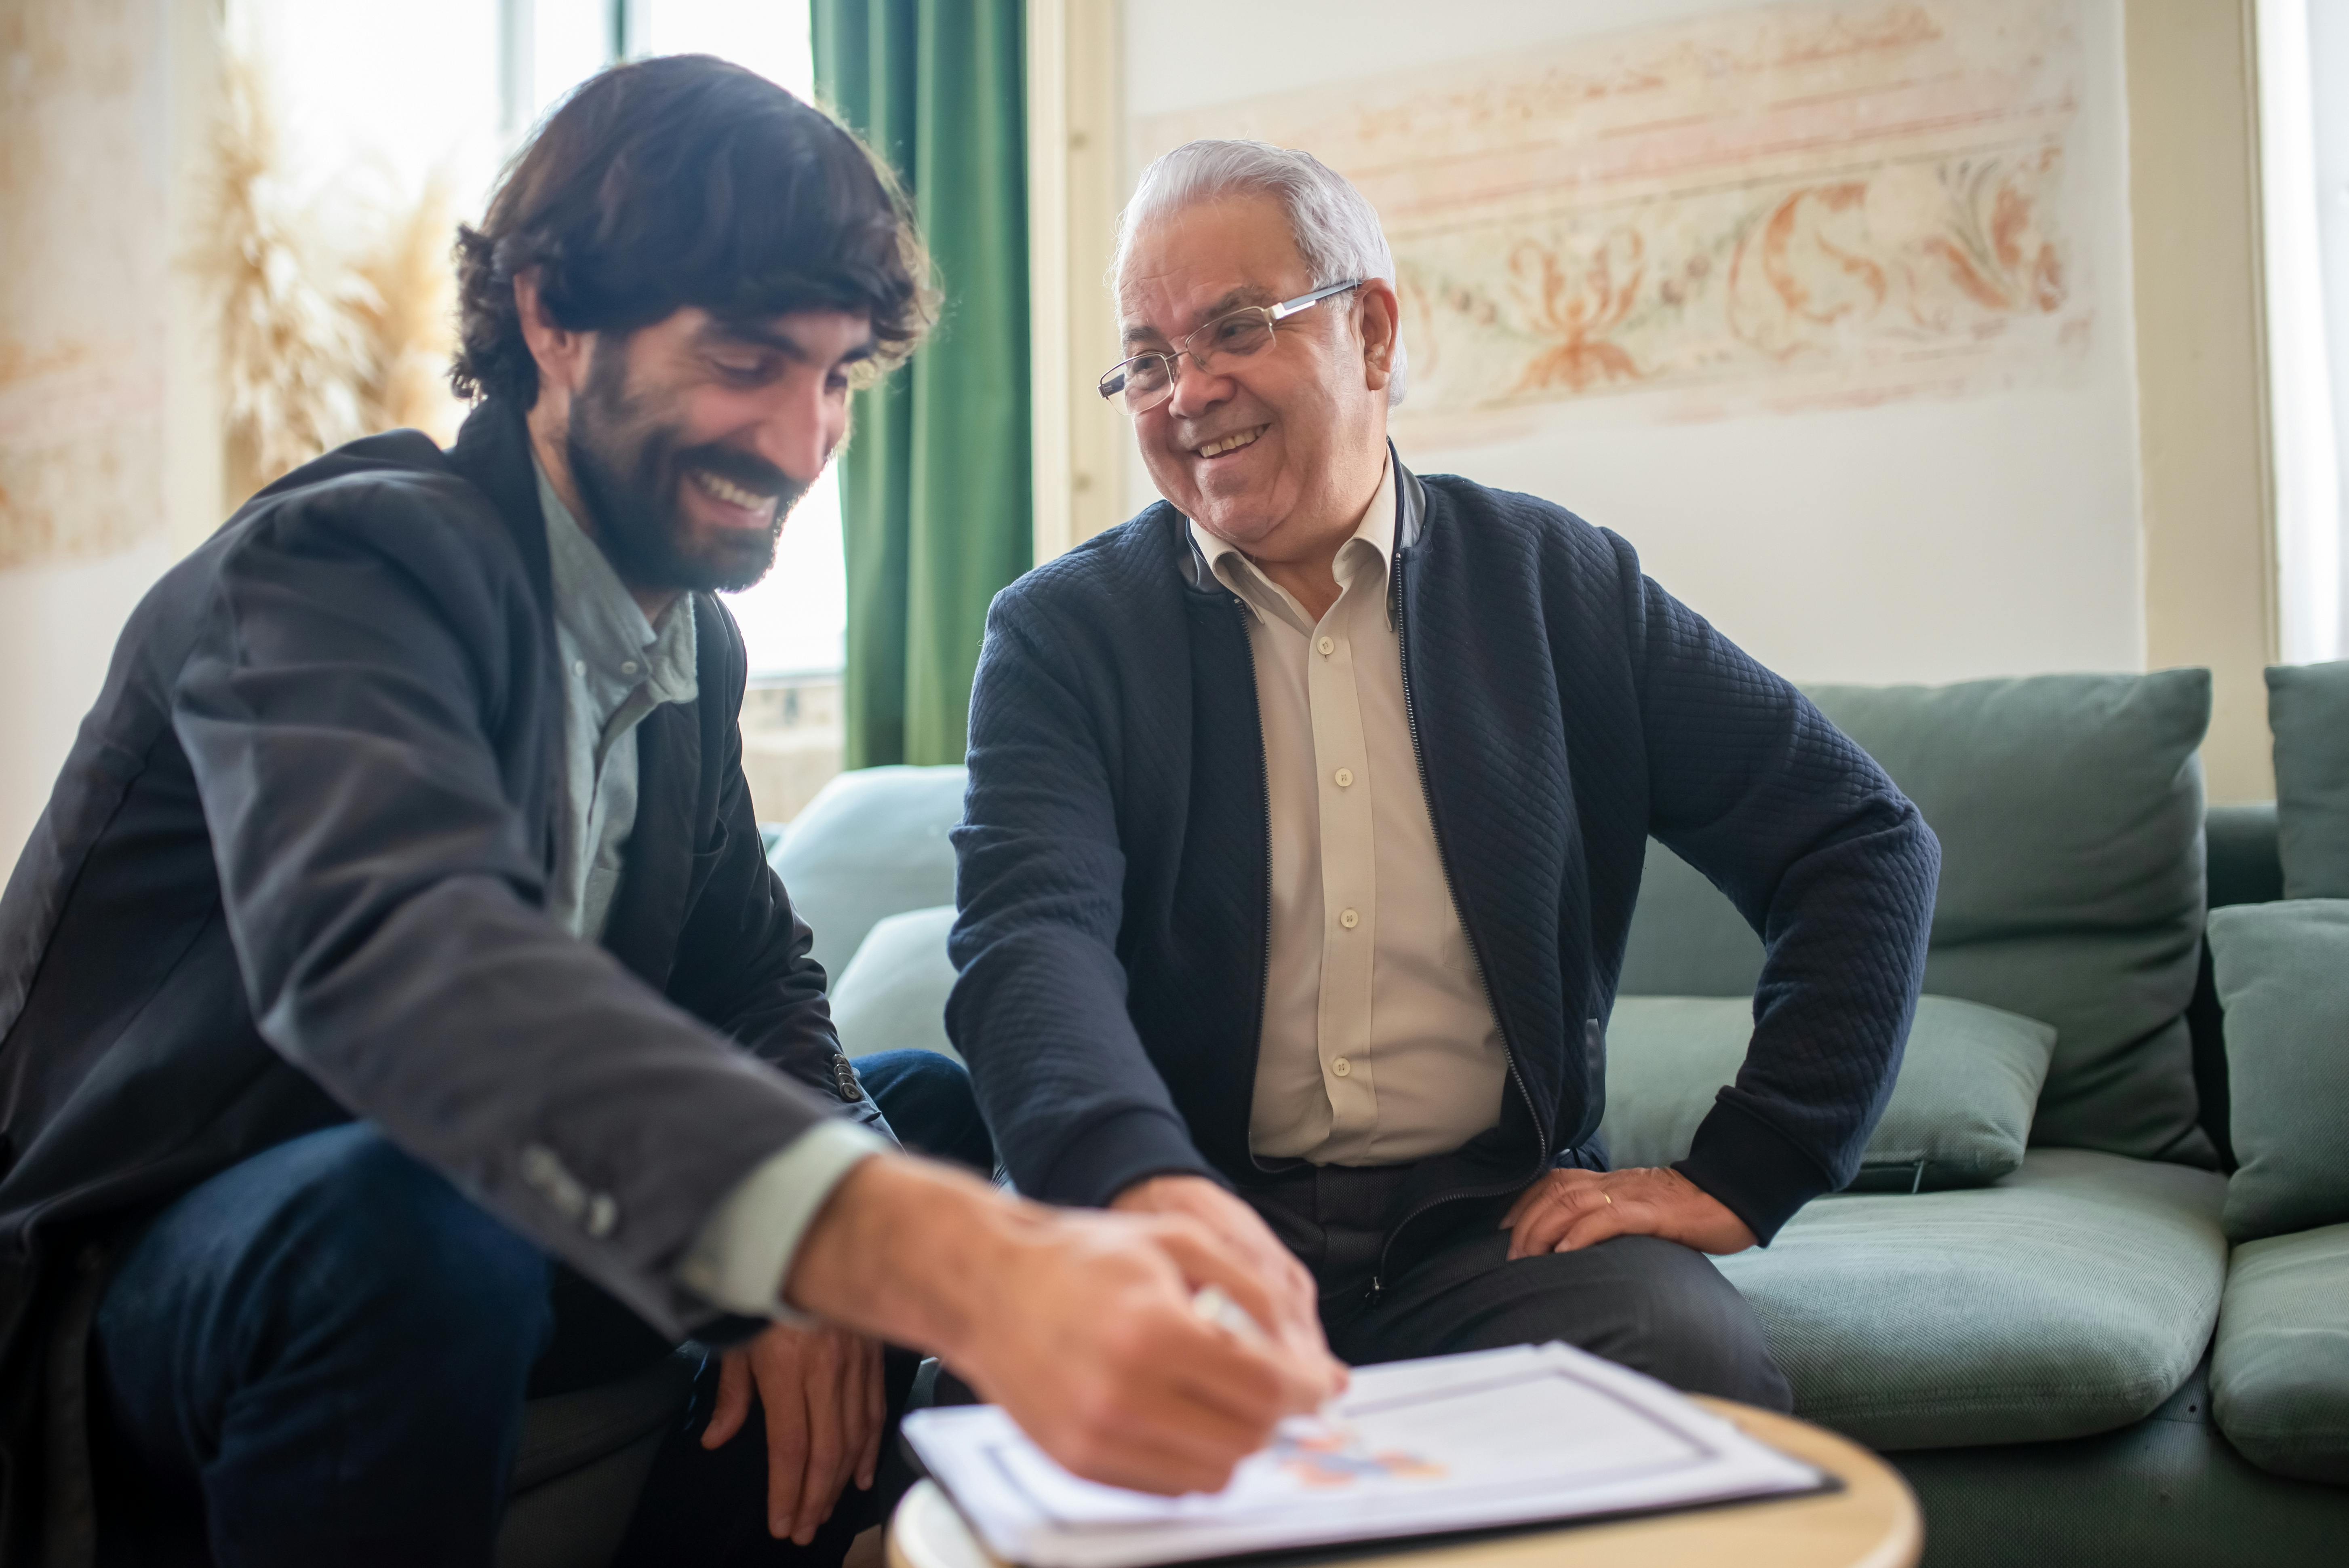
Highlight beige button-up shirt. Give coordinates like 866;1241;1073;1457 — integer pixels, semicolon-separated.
1190;455;1511;1166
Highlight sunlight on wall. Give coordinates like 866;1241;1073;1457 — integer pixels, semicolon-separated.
2261;0;2349;666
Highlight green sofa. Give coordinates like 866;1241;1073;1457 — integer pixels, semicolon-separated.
771;668;2349;1567
1864;798;2347;1566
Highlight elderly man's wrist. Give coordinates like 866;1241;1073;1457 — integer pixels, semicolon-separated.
1676;1099;1836;1246
1036;1108;1216;1208
1110;1171;1217;1211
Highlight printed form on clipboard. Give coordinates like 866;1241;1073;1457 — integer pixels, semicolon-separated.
902;1341;1831;1568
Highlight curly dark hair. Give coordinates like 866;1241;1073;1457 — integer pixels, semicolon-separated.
451;55;933;406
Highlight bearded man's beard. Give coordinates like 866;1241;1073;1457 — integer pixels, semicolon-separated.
565;339;809;594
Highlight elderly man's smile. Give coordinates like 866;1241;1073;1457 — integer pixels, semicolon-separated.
1193;424;1267;460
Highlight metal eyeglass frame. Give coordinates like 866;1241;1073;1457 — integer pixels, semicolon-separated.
1098;280;1363;413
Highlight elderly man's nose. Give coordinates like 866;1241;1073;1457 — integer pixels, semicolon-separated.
1165;356;1227;419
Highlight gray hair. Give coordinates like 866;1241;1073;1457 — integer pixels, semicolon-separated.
1114;139;1408;406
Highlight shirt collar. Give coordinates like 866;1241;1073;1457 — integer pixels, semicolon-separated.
1188;451;1399;634
535;456;699;707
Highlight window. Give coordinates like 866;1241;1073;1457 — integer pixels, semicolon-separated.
520;0;846;683
238;0;848;818
240;0;846;684
2260;0;2349;665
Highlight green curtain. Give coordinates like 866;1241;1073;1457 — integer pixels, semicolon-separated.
814;0;1031;768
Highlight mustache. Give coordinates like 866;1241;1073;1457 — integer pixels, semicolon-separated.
677;444;809;516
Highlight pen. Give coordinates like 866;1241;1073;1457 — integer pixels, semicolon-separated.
1190;1284;1274;1346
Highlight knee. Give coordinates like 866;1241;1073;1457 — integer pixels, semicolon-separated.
98;1125;553;1441
261;1126;551;1363
1585;1238;1791;1410
857;1047;972;1106
858;1050;994;1173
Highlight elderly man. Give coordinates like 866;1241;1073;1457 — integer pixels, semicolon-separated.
949;141;1940;1401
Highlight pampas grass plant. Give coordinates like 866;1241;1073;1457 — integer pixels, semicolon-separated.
196;53;465;504
353;171;463;443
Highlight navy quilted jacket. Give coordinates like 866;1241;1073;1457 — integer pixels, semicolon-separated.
947;464;1938;1252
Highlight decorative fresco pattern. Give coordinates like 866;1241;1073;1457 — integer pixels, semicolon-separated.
1;0;173;571
1136;0;2091;443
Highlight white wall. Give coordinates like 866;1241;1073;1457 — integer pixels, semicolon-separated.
0;0;202;863
1118;0;2149;690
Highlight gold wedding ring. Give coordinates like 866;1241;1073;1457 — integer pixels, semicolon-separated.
1601;1192;1615;1206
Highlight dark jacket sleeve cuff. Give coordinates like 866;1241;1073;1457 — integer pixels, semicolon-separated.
1038;1106;1221;1208
1674;1097;1837;1246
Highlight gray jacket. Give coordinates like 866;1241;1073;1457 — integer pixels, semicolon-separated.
0;400;876;1560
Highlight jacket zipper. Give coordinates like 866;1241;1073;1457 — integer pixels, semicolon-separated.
1369;551;1549;1304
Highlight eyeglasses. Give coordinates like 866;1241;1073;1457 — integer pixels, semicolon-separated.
1098;280;1361;414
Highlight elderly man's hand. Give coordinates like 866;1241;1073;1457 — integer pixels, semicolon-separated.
1501;1167;1756;1260
702;1321;885;1544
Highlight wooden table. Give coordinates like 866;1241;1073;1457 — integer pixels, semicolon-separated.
887;1398;1922;1568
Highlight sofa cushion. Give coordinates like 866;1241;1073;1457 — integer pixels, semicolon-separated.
769;765;967;978
2267;661;2349;898
1601;994;2055;1189
830;906;961;1064
1714;1149;2228;1450
1616;840;1766;998
1622;672;2214;1165
2208;900;2349;1241
499;1349;697;1568
2211;1221;2349;1484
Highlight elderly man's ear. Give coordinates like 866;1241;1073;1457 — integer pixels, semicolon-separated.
1357;280;1402;394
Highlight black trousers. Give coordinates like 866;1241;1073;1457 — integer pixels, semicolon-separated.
1243;1162;1792;1410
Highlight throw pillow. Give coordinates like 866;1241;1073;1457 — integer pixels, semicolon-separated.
770;765;967;977
1601;993;2057;1189
2208;899;2349;1241
1621;671;2214;1164
830;905;961;1064
2266;662;2349;899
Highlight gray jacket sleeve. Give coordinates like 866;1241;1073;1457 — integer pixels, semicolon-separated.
173;476;836;1338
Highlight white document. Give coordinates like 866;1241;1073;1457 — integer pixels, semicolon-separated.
903;1341;1827;1568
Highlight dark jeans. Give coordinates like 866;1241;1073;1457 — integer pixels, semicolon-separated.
90;1048;991;1568
1245;1161;1792;1410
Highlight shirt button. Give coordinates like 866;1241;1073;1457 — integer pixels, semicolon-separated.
1317;636;1335;656
571;659;587;677
1334;767;1354;788
1339;908;1360;929
621;660;639;676
1332;1057;1353;1077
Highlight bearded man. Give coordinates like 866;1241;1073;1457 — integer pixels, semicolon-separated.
949;141;1940;1403
0;67;1334;1568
